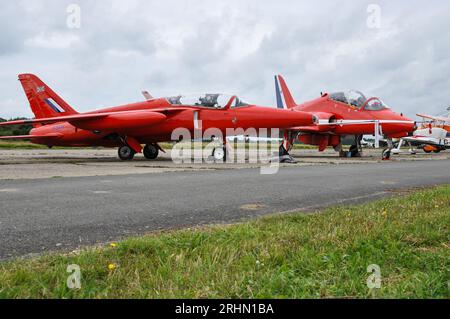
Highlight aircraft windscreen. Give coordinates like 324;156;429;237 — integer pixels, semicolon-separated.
364;98;389;111
167;94;249;108
329;90;367;108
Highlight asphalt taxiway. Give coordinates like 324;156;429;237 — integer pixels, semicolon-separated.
0;149;449;259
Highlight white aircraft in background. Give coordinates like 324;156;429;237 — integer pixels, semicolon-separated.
393;109;450;154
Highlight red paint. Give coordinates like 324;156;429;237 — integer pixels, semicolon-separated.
1;74;314;150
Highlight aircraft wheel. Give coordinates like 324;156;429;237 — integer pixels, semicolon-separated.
279;145;289;157
349;145;361;157
423;149;432;154
433;149;441;154
118;145;135;161
382;148;391;160
212;147;226;161
143;144;159;160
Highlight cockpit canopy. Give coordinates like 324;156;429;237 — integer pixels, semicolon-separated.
329;90;389;111
166;94;249;109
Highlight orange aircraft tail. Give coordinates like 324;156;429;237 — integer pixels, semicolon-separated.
18;74;78;119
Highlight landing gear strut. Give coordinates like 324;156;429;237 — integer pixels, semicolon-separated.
279;145;296;163
382;138;394;160
338;135;362;158
118;145;135;161
278;131;297;163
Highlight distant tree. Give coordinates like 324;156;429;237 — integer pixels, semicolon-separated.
0;118;32;136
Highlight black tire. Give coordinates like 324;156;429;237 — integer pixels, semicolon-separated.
279;145;289;157
382;148;391;160
423;149;432;154
118;145;135;161
349;145;360;157
143;144;159;160
339;150;348;157
433;149;441;154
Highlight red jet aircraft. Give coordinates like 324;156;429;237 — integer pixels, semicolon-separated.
274;75;416;160
0;74;314;161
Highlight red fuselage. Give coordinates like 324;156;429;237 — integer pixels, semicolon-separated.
296;94;414;137
30;98;313;147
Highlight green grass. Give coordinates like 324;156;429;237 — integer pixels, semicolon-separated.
0;186;449;299
0;141;50;149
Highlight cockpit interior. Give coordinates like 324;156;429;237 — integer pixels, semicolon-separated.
329;90;389;111
166;94;249;109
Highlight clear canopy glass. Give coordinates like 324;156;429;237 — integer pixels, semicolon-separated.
166;94;249;108
329;90;367;108
363;98;389;111
329;90;389;110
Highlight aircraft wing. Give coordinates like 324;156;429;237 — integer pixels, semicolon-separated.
0;108;186;128
287;120;413;131
417;114;450;123
0;108;189;132
288;126;329;133
318;119;415;126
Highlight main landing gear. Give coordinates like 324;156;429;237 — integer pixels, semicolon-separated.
338;135;362;158
279;145;296;163
118;145;135;161
118;143;163;161
143;144;159;160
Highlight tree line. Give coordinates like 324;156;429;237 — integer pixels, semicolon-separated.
0;118;32;136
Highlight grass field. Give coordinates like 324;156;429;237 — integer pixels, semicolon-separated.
0;186;448;299
0;141;51;149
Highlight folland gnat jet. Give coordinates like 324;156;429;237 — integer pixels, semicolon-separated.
274;75;416;161
0;74;314;161
393;112;450;154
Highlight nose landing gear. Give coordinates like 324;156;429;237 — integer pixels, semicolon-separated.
382;138;394;160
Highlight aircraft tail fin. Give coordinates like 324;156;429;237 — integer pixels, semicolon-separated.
274;76;284;109
18;74;78;119
275;75;297;109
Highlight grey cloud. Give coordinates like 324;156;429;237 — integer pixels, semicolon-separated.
0;0;449;119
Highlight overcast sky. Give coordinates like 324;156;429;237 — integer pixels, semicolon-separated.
0;0;449;119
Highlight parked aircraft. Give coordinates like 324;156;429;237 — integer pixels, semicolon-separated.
0;74;314;161
393;112;449;154
274;75;416;161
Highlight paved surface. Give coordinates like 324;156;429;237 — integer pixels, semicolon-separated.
1;159;449;259
0;148;449;179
